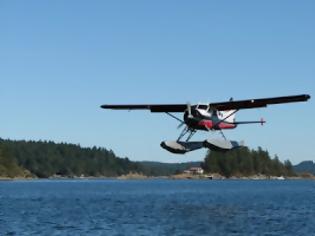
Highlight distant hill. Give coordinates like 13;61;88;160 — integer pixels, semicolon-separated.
294;161;315;175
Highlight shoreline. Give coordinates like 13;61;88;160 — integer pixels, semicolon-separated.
1;174;315;181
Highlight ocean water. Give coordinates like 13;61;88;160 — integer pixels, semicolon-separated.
0;180;315;236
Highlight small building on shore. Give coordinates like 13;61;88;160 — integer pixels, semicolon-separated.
184;167;204;175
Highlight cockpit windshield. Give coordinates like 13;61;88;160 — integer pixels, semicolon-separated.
196;104;209;110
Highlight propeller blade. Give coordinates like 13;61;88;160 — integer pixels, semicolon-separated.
187;103;192;118
177;102;192;129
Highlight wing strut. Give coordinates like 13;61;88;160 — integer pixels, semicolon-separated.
165;112;183;123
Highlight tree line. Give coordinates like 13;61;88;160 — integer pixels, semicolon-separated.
0;139;143;178
0;138;296;178
0;139;198;178
201;147;295;177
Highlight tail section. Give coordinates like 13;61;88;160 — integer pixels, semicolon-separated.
234;118;266;126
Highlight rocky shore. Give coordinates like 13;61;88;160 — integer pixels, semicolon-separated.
2;172;315;181
170;173;315;180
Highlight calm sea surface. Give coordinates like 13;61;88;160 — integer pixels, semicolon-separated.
0;179;315;236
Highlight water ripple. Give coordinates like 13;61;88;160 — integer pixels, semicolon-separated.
0;180;315;235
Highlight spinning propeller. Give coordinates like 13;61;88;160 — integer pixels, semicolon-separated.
177;103;193;129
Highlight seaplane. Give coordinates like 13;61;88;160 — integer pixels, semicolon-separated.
101;94;311;154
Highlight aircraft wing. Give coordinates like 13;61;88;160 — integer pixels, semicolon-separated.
100;104;187;112
210;94;311;111
101;94;310;112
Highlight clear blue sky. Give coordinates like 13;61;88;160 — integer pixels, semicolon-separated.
0;1;314;164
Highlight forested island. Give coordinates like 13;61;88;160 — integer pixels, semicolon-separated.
0;139;142;178
0;139;199;178
202;147;295;178
0;138;308;179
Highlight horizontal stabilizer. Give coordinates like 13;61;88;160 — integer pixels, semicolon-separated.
234;118;266;126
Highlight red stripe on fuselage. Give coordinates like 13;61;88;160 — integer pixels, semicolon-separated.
218;122;236;129
198;120;236;130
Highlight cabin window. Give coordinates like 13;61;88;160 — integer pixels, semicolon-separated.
197;104;208;110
